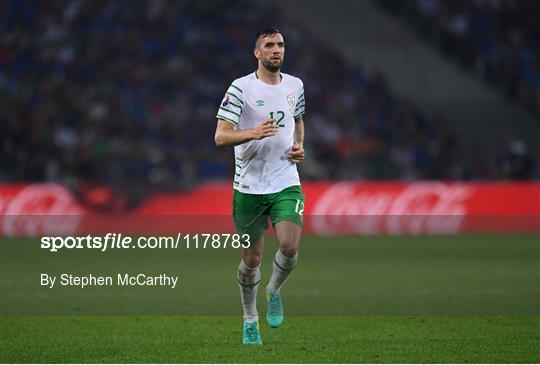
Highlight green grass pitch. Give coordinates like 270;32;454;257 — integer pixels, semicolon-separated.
1;235;539;363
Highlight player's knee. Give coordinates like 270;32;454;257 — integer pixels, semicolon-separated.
244;257;261;267
242;251;262;268
279;240;299;258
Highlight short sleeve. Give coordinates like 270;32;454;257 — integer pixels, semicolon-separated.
294;86;305;119
216;83;244;125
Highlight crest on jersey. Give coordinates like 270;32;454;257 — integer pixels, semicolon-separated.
287;94;296;110
221;94;230;107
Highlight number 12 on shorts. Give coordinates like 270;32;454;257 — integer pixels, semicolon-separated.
295;199;304;216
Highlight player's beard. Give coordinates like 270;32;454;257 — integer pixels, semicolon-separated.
262;57;282;73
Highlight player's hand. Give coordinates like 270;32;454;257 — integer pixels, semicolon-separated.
252;119;278;140
288;144;305;163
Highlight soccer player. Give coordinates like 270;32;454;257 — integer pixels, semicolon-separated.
214;27;305;345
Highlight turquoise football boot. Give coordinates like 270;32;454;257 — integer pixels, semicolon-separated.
242;321;262;345
266;289;284;328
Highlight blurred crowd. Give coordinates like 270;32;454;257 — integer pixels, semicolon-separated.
381;0;540;114
1;0;536;204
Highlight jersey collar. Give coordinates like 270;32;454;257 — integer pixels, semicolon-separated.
255;70;283;86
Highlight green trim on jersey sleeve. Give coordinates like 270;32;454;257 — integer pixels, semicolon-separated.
294;92;305;118
216;114;238;125
218;81;244;124
294;99;305;118
219;97;242;121
295;87;305;116
226;92;244;105
230;84;243;94
229;101;243;110
220;107;241;117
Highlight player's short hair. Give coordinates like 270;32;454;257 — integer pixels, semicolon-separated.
255;27;283;47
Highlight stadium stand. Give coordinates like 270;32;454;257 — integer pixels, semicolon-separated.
379;0;540;114
1;0;536;200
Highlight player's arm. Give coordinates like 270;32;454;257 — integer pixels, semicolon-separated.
288;116;305;163
215;119;278;147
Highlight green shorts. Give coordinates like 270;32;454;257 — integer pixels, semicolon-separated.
232;185;305;244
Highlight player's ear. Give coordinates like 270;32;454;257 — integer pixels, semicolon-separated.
253;47;260;60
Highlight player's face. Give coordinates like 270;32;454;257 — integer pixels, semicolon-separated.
254;33;285;72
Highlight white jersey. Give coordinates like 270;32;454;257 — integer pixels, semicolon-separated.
216;71;305;194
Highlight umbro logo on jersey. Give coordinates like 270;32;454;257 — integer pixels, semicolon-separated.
256;99;265;107
287;94;296;110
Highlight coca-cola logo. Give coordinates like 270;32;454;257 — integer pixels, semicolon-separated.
2;184;84;237
311;182;473;235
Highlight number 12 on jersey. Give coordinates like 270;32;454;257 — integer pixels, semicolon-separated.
269;111;285;127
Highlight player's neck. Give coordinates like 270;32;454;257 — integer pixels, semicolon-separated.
257;66;282;85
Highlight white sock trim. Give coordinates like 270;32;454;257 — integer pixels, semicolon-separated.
243;315;259;323
274;249;298;271
237;260;261;288
238;260;260;319
267;250;298;292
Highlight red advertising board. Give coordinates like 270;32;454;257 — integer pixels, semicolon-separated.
1;182;538;236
